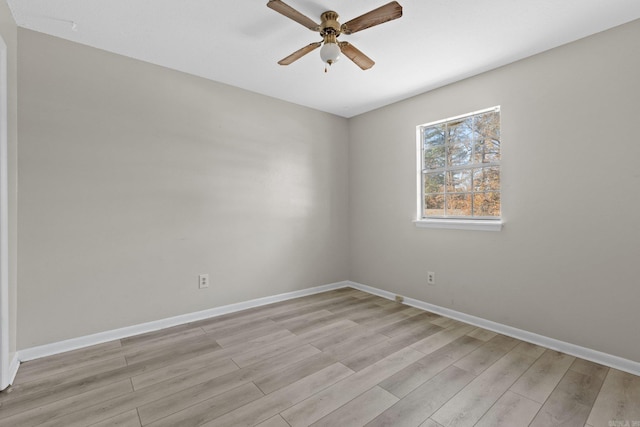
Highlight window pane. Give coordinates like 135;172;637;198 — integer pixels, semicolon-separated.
473;111;500;163
473;192;501;217
423;125;445;148
424;194;445;216
447;117;473;166
424;146;445;169
446;193;472;216
446;169;471;193
423;125;446;169
473;166;500;192
424;172;445;193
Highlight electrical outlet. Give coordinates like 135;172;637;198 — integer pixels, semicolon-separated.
427;271;436;285
198;274;209;289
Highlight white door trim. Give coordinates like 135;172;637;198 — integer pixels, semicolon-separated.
0;35;10;390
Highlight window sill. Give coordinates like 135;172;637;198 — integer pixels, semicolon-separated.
413;218;503;232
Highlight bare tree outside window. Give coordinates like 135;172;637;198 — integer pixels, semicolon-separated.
420;107;500;219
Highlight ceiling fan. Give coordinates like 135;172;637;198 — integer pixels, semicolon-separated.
267;0;403;71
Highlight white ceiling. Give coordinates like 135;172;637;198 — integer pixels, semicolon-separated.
8;0;640;117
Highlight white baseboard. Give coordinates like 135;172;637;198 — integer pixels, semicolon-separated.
0;353;19;390
17;281;349;362
8;354;18;384
15;279;640;378
347;280;640;377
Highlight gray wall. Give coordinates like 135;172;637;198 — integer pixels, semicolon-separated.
17;29;349;349
0;0;18;361
349;20;640;362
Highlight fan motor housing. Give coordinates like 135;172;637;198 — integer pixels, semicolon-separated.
320;11;341;36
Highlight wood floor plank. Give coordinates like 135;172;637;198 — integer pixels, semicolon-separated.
348;289;375;299
230;335;307;368
310;322;369;349
0;368;135;420
473;391;541;427
569;358;609;384
146;382;263;427
294;318;359;343
529;359;608;427
348;303;409;324
310;386;398;427
431;348;538;427
13;341;124;384
214;320;287;348
191;292;349;332
327;301;381;316
274;309;336;333
528;395;592;427
120;323;203;348
341;323;443;372
410;323;476;355
269;301;350;322
379;335;483;398
419;420;443;427
356;307;417;330
0;356;127;403
430;316;466;329
366;365;475;427
254;415;290;427
33;357;238;427
236;320;364;368
510;349;575;403
89;409;141;427
586;368;640;427
375;312;441;337
556;366;607;407
291;312;365;336
121;328;205;357
453;334;519;375
253;352;336;394
319;329;388;361
130;329;294;390
137;344;320;424
466;327;498;342
510;341;547;358
234;343;323;382
280;346;424;427
201;363;354;427
299;295;377;317
124;333;220;365
293;294;378;317
0;379;133;426
373;297;399;307
199;310;291;336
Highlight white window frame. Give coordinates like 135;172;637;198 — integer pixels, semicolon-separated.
414;106;503;232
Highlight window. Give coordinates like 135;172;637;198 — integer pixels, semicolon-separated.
416;107;501;230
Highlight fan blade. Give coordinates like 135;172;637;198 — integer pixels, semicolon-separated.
341;1;403;35
278;42;322;65
267;0;319;31
339;42;375;70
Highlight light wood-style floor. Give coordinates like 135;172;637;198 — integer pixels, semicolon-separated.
1;288;639;427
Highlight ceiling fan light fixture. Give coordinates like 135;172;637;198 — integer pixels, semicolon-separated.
268;1;403;70
320;42;341;65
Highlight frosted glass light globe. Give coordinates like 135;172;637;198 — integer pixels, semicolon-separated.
320;42;341;65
